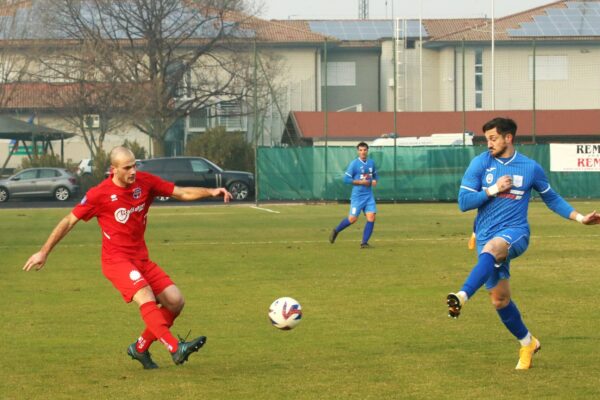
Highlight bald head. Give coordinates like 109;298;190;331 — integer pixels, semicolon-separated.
110;146;135;167
109;146;137;187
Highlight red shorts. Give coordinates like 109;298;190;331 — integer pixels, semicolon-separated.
101;259;174;303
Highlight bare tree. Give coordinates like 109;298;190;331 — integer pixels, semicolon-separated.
41;0;265;156
0;3;37;109
28;37;137;158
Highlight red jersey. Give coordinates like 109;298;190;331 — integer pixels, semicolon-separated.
72;171;174;261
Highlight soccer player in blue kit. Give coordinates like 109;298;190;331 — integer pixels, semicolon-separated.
329;142;378;248
446;117;600;369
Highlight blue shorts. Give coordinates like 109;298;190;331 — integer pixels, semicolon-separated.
477;227;530;290
349;195;377;217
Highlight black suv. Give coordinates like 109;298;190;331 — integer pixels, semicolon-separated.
136;157;254;201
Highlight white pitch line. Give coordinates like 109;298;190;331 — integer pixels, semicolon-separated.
5;233;600;250
250;206;281;214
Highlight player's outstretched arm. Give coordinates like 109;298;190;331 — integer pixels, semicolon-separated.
171;186;232;203
570;210;600;225
23;212;80;272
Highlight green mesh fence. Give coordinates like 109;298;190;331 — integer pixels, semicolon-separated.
257;145;600;201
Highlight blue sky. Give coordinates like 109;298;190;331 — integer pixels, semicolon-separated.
259;0;554;20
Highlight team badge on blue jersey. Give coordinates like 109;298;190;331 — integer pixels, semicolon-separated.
486;173;494;184
513;175;523;187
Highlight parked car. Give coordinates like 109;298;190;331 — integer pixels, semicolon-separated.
77;158;93;176
136;157;254;201
0;168;79;202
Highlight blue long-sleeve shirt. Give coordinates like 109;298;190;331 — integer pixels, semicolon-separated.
458;151;574;243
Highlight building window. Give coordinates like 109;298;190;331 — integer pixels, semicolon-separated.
528;55;568;81
186;101;246;133
323;62;356;86
474;49;483;110
188;107;209;131
216;101;245;131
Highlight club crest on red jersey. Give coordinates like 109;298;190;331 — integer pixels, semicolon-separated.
133;187;142;199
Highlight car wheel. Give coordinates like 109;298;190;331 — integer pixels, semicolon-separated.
228;181;250;201
0;187;9;202
54;186;71;201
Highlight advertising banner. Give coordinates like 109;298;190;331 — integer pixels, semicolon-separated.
550;143;600;172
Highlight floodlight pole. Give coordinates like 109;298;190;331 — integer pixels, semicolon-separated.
462;39;466;145
393;14;398;202
419;0;423;111
532;38;537;144
323;39;329;200
491;0;495;110
253;40;260;206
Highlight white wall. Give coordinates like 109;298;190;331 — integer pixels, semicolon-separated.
436;43;600;111
0;114;148;170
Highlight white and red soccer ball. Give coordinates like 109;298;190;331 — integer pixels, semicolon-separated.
268;297;302;330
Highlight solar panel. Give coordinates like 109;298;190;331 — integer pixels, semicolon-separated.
0;2;256;40
509;1;600;37
308;20;428;41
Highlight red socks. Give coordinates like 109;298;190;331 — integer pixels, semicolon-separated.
138;302;179;353
136;307;176;352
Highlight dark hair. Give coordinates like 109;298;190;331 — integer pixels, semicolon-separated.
357;141;369;149
482;117;517;137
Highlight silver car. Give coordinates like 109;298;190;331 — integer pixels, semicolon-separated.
0;168;79;202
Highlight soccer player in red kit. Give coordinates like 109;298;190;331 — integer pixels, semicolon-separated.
23;146;233;369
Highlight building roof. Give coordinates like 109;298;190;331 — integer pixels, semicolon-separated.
431;1;600;42
0;0;330;44
422;19;487;39
276;1;600;44
243;18;330;43
3;1;599;46
286;110;600;144
276;18;488;42
0;82;155;110
0;115;73;140
1;83;70;109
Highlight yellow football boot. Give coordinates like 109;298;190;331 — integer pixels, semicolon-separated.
468;232;476;250
515;336;541;370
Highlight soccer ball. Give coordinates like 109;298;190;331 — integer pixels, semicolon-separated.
268;297;302;330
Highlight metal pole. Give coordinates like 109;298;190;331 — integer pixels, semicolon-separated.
403;19;408;111
462;39;466;142
393;17;398;201
253;40;260;205
31;133;37;161
491;0;495;110
419;0;423;111
532;38;537;144
323;39;328;199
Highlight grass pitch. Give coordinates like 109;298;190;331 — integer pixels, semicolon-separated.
2;201;600;399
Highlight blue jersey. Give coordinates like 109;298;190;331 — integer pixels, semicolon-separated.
344;157;378;199
458;151;574;243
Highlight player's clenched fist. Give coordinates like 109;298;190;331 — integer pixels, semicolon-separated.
496;175;513;193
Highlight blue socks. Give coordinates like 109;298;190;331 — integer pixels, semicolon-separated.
459;252;529;341
334;219;375;245
497;300;529;340
362;221;374;244
460;252;496;298
335;218;352;233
